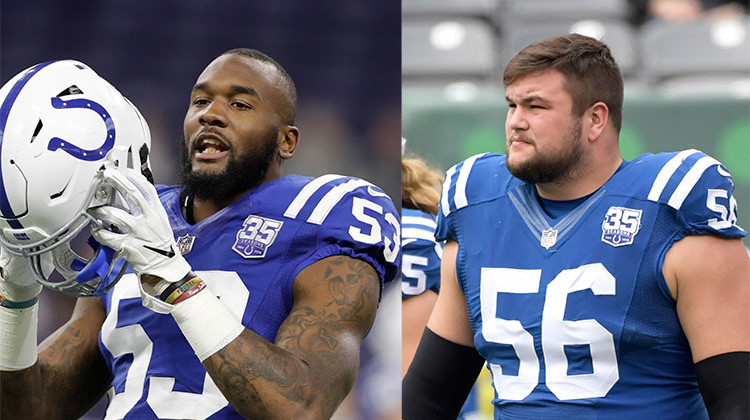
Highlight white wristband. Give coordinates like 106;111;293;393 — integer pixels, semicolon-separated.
171;289;244;361
0;304;39;371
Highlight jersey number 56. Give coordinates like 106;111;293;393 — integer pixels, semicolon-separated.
480;263;619;401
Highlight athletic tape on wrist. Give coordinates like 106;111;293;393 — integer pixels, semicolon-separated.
171;289;244;361
0;304;39;370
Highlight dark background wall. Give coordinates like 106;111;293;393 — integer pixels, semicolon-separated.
0;1;402;419
1;0;402;197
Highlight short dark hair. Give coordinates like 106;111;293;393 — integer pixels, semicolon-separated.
222;48;297;125
503;34;624;133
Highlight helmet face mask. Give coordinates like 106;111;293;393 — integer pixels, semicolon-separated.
0;60;152;297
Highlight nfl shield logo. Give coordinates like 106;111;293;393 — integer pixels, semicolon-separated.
175;234;195;255
540;228;558;249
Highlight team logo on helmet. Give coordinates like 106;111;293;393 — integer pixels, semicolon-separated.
232;215;283;259
601;206;642;247
46;97;115;161
0;59;152;297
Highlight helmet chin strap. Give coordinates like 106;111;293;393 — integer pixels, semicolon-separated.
180;191;194;224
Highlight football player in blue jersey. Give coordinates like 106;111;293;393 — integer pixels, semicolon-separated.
401;156;444;374
401;154;494;420
403;34;749;420
0;49;400;419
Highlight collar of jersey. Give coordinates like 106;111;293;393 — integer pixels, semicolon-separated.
167;175;300;232
508;183;606;251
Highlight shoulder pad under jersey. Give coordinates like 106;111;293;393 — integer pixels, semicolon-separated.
281;174;401;285
634;149;746;237
436;153;518;241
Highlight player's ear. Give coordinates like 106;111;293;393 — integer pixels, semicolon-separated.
587;101;609;142
279;125;299;160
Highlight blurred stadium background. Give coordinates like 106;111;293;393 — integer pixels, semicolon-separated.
403;0;750;251
0;1;400;419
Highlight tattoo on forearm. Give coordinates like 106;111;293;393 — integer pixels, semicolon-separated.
2;320;107;420
204;256;380;418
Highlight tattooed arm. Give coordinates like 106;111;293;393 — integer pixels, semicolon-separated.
202;255;381;419
0;297;111;420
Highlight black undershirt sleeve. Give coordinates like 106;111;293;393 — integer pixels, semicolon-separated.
695;351;749;420
402;327;485;420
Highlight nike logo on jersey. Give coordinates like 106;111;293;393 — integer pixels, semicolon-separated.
143;244;176;258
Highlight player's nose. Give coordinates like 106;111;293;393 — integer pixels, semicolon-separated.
507;107;529;131
198;101;227;128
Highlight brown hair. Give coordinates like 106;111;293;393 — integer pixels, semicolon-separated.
402;157;444;215
503;33;624;133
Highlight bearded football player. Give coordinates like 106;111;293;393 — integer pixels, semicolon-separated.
0;49;400;419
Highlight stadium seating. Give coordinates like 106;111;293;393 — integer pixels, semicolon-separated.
499;0;629;21
498;19;639;77
402;18;497;80
402;0;500;18
640;17;750;81
403;0;749;95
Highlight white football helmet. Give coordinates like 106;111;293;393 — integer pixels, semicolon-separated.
0;60;152;297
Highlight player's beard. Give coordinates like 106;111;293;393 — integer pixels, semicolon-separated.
179;129;279;202
507;118;584;185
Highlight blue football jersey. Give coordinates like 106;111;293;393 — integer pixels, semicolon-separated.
97;174;400;419
401;207;442;299
436;150;745;420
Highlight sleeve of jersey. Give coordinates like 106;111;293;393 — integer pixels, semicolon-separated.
290;181;401;289
650;151;746;240
435;153;505;242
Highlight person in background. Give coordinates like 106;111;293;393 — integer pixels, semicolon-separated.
401;151;494;420
401;156;444;376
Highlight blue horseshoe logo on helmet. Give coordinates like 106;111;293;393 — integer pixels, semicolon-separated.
46;97;115;161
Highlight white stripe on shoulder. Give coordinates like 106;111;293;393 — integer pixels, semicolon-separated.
647;149;699;202
667;155;721;210
307;178;374;224
402;215;437;229
284;174;345;219
454;153;487;210
441;164;458;217
402;227;437;243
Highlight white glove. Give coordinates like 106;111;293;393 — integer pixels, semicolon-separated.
88;167;192;313
0;247;45;305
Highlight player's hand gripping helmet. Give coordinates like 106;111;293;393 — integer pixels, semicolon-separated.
0;60;153;297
